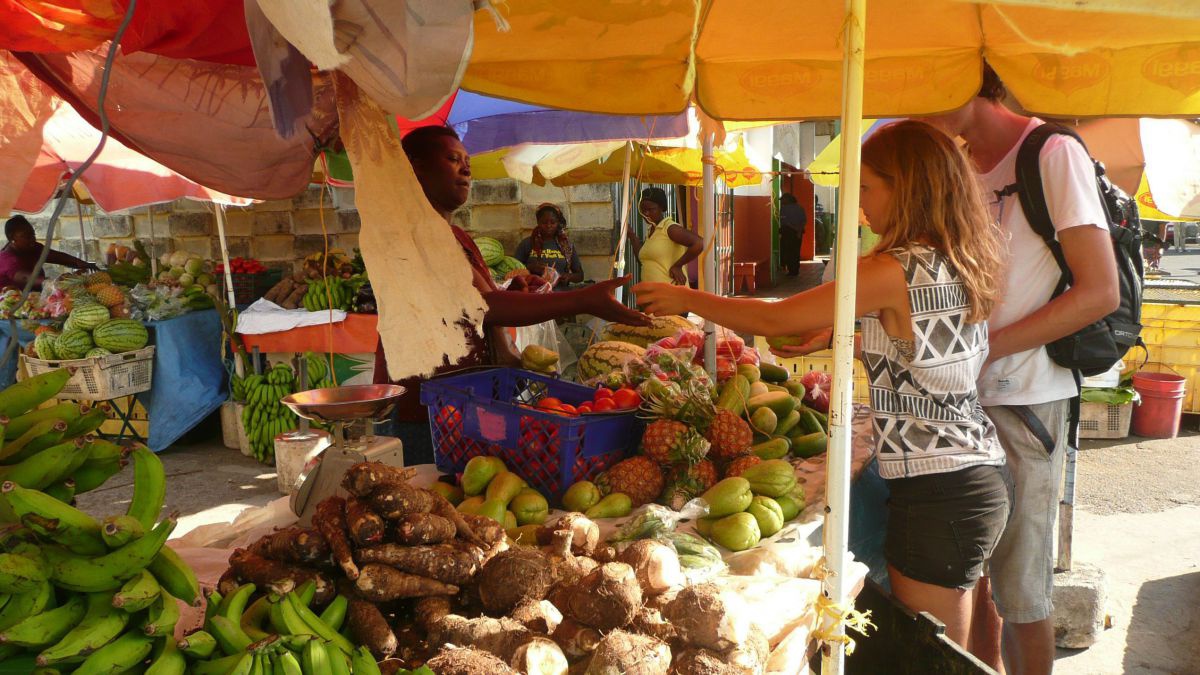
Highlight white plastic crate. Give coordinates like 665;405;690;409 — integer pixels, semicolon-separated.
1079;400;1132;439
21;346;155;401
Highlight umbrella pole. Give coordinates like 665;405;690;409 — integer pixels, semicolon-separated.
701;133;717;379
214;205;244;378
148;206;158;278
614;142;635;301
74;200;87;262
822;0;866;671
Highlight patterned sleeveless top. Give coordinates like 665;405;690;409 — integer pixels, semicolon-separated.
860;245;1004;480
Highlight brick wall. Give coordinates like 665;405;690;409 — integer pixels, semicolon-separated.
20;180;619;280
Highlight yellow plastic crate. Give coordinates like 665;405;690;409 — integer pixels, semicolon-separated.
753;337;870;403
1136;302;1200;414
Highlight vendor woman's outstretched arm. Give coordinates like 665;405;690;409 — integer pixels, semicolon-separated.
631;254;906;337
482;276;650;328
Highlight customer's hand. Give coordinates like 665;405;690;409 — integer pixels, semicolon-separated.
632;281;690;317
582;276;650;326
768;328;833;359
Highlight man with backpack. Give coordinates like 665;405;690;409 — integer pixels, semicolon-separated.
926;66;1125;675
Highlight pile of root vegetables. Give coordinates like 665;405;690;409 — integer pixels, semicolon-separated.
219;461;768;674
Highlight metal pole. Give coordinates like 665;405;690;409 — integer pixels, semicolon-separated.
822;0;866;671
74;199;87;262
214;205;244;378
148;206;158;278
701;133;717;380
614;142;635;301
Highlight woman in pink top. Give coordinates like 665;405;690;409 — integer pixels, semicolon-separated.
0;216;95;290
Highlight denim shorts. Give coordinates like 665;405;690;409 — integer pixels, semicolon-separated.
884;464;1013;589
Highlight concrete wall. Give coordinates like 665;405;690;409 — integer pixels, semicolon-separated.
20;180;620;281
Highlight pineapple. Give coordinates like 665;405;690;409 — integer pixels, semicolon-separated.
659;460;718;510
724;454;762;478
85;271;112;287
596;456;665;507
91;284;125;308
641;419;710;466
704;408;753;461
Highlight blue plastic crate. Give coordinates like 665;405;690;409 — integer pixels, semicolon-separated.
421;367;642;500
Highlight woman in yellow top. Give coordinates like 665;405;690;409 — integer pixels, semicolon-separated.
628;187;704;285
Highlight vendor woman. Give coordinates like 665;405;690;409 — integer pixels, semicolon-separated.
0;215;96;290
374;126;648;465
514;203;584;288
627;187;704;285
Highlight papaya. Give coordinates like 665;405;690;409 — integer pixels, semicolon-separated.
747;391;796;418
461;456;506;496
485;471;527;506
775;409;802;437
784;378;806;399
776;491;806;521
716;375;751;416
562;481;601;512
741;459;797;497
737;364;761;383
758;362;789;384
749;407;778;436
510;492;549;526
746;496;785;537
457;496;485;515
710;512;761;552
791;431;828;459
751;437;790;460
700;478;753;518
428;481;463;506
585;493;633;519
476;498;508;524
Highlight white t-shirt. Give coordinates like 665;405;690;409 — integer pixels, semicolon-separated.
976;119;1108;406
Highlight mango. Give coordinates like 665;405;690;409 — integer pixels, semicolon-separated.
758;362;789;383
700;477;753;518
747;496;785;537
485;471;527;506
510;492;550;526
775;491;806;521
741;459;797;497
585;493;633;519
737;364;761;383
711;512;761;552
750;407;778;435
462;456;506;496
562;481;602;512
457;496;485;515
476;498;508;524
428;481;464;506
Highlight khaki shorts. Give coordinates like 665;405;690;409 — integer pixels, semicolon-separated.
984;401;1069;624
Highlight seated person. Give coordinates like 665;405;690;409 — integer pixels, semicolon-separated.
0;216;96;290
514;203;584;288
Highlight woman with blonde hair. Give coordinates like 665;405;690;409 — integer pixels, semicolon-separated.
634;120;1011;656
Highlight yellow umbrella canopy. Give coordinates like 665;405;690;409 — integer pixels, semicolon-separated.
465;1;1200;119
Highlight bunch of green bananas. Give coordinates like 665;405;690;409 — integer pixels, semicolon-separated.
0;443;203;672
301;277;355;312
240;363;300;466
185;582;387;674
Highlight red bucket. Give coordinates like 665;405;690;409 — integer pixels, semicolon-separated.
1130;372;1187;438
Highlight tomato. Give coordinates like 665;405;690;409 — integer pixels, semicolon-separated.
537;397;562;410
577;403;593;414
593;398;617;412
558;404;578;415
612;388;641;410
593;387;614;401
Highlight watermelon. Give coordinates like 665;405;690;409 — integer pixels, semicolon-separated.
55;329;94;360
577;341;646;382
600;315;696;348
491;256;526;278
33;333;58;360
85;347;113;358
67;303;110;331
92;319;148;353
474;237;505;267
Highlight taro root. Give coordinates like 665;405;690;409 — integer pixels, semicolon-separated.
511;599;563;634
511;636;569;675
617;539;685;596
584;630;671;675
670;648;742;675
477;547;554;615
426;646;518;675
562;563;643;631
663;584;750;653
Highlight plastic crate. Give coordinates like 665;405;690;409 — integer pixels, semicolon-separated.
20;346;155;401
1079;401;1132;439
421;367;643;500
755;338;870;403
219;269;282;305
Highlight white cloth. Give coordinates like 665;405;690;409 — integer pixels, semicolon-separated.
234;298;347;335
976;119;1109;407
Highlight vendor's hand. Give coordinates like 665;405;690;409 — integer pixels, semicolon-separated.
669;265;687;285
580;275;650;326
768;328;833;359
632;281;690;317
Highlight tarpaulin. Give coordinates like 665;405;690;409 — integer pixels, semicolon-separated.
239;313;380;355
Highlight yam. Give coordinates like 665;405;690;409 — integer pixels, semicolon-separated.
281;285;308;310
247;526;331;566
617;540;685;596
585;630;671;675
663;584;751;653
354;543;479;585
477;547;554;615
227;547;333;600
347;598;397;659
670;649;742;675
345;496;386;546
550;618;601;661
458;513;507;547
414;596;454;633
562;563;643;631
428;614;531;661
511;636;569;675
394;512;456;545
355;563;459;602
369;482;435;519
511;599;563;634
342;461;417;496
313;496;359;580
430;490;485;546
426;646;518;675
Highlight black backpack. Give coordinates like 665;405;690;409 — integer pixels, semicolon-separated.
1001;123;1146;378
